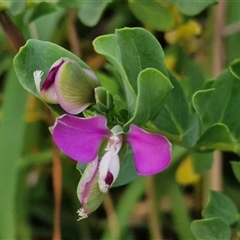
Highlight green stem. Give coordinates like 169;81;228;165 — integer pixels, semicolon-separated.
101;177;146;240
169;181;193;240
146;176;163;240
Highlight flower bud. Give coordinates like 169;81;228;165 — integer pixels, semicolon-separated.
94;86;113;113
76;158;106;220
34;57;99;114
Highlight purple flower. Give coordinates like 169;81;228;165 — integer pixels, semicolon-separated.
51;114;171;219
34;58;99;114
52;114;171;182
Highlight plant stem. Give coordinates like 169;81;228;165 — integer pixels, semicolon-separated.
0;11;25;51
52;139;62;240
103;193;120;239
169;181;193;240
211;1;227;192
67;9;81;58
45;108;62;240
146;176;163;240
101;177;146;240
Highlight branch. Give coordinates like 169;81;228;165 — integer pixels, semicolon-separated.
0;11;25;52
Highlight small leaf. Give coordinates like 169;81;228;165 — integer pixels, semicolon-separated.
230;161;240;184
173;0;218;16
191;217;231;240
93;34;136;116
124;68;173;128
26;2;57;23
202;190;238;225
230;58;240;79
180;59;205;100
194;123;239;152
128;0;173;31
78;0;112;27
115;27;168;92
152;72;194;145
192;67;240;153
192;88;215;125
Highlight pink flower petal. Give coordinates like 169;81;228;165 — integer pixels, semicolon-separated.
126;125;172;175
52;114;110;162
41;58;65;90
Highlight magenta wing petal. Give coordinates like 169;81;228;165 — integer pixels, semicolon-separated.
126;125;172;175
52;114;110;163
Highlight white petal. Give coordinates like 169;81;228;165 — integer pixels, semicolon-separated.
33;70;44;93
98;147;120;193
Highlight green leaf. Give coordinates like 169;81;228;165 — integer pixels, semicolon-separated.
202;190;238;225
192;88;215;125
78;0;112;27
191;217;231;240
26;2;57;23
9;1;26;15
95;86;113;113
13;39;90;115
194;123;239;152
124;68;173;128
115;27;168;92
173;0;218;16
112;152;139;187
180;59;205;100
230;58;240;79
192;152;213;174
32;7;64;41
128;0;173;31
93;33;136;116
152;72;195;145
230;161;240;184
192;67;240;153
94;27;169;120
